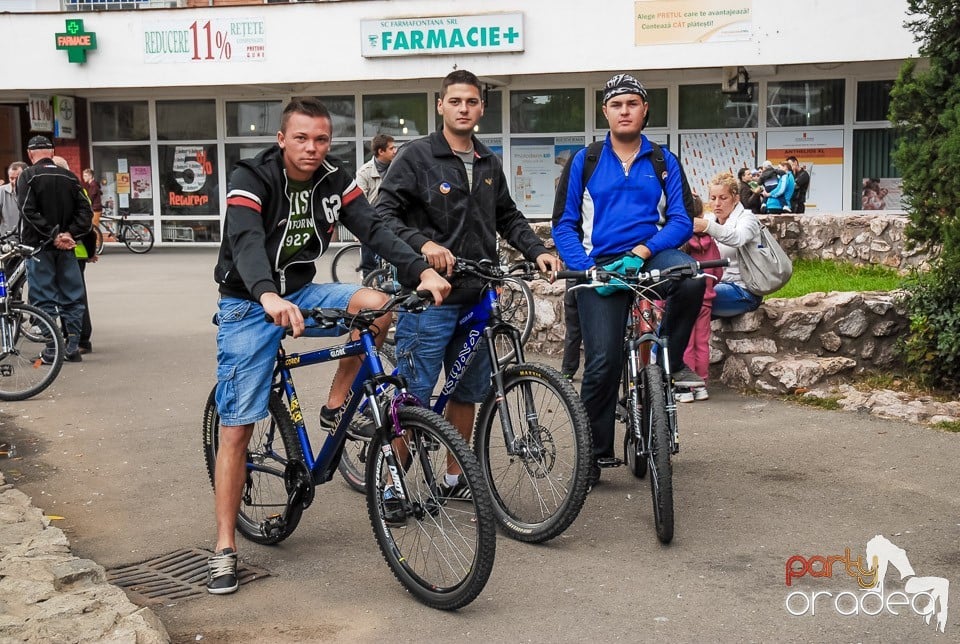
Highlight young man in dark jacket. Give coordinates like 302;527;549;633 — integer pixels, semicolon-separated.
376;70;560;501
209;97;449;595
16;135;92;362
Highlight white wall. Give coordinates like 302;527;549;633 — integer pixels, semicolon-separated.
0;0;920;95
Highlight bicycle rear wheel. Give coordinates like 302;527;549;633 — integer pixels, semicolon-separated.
495;277;534;366
0;303;63;401
331;243;363;283
366;406;496;610
202;386;306;545
122;223;155;254
474;362;592;543
338;345;397;493
641;363;674;544
94;227;104;255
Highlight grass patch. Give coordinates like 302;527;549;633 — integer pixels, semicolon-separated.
853;371;955;401
933;420;960;433
768;259;903;299
787;394;842;410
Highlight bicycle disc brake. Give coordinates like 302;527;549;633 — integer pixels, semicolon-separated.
517;425;556;479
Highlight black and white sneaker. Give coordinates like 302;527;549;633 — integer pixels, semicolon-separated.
206;548;238;595
319;405;338;433
439;474;472;501
672;366;705;388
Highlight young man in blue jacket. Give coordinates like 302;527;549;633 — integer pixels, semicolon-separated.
552;73;705;487
209;97;449;594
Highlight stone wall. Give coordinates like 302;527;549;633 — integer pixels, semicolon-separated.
515;213;918;391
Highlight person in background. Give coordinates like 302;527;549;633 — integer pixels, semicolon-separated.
82;168;103;229
694;172;763;318
737;167;762;214
763;161;795;214
50;156;98;355
0;161;27;238
677;194;723;403
17;137;92;363
355;133;398;278
787;156;809;213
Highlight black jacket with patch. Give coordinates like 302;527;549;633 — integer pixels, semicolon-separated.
16;158;92;247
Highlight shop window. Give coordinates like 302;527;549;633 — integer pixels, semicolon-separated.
766;80;844;127
362;93;427;138
330;141;357;177
157;100;216;140
510;89;584;134
224;143;271;179
434;90;503;134
594;88;667;129
509;136;585;217
91;102;149;141
161;220;221;243
226;101;283;137
679;84;758;129
91;145;151;218
856;80;895;122
315;95;356;138
158;144;220;217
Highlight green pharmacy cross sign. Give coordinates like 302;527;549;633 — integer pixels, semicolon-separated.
56;19;97;63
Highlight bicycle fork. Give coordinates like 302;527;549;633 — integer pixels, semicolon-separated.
485;328;545;460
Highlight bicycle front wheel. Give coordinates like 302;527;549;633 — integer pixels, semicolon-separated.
366;406;496;610
202;386;306;545
0;303;63;401
642;363;674;544
331;243;363;283
495;276;534;366
121;223;155;254
338;345;398;493
474;362;592;543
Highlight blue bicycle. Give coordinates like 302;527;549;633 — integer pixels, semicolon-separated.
339;259;592;544
201;293;496;610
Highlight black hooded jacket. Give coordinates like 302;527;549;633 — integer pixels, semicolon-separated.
215;145;429;301
16;157;92;247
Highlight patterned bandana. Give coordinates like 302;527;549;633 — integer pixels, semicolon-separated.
602;73;648;105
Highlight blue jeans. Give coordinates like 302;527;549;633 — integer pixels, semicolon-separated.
712;282;762;318
576;248;705;459
215;282;359;426
395;304;492;406
27;249;85;341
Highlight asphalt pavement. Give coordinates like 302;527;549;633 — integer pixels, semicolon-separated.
0;246;957;643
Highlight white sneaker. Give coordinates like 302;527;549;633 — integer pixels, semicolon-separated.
693;387;709;401
675;389;695;403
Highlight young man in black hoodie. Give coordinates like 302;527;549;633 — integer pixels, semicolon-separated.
209;97;449;595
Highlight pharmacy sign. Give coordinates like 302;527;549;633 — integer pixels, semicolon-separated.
361;13;524;57
56;19;97;63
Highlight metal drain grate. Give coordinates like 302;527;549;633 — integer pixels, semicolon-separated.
106;547;269;606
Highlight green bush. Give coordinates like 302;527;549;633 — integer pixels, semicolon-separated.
898;254;960;392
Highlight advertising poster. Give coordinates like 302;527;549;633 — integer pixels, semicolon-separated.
143;17;266;63
511;141;554;214
766;129;844;212
679;132;757;200
131;166;152;199
634;0;752;45
116;172;131;195
160;144;219;215
861;178;903;211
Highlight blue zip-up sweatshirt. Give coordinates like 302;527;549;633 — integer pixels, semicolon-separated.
552;134;692;270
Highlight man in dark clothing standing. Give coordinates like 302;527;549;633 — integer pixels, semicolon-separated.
788;156;810;213
16;135;92;362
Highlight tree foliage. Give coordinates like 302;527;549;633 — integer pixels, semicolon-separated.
890;0;960;390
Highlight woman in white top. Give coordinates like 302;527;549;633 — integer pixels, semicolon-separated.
692;172;764;317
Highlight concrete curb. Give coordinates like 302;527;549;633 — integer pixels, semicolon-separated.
0;470;169;643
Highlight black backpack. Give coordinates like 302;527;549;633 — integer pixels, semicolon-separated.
552;140;696;227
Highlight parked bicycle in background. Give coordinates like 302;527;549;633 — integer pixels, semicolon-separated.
94;212;154;254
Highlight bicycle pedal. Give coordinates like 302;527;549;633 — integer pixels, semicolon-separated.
597;457;623;469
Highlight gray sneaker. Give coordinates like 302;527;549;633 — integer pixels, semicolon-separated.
206;548;238;595
672;366;705;388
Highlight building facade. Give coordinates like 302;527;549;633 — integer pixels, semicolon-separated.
0;0;920;246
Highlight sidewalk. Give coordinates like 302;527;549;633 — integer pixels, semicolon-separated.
0;469;168;642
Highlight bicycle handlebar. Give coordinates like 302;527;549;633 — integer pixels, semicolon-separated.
553;258;729;284
264;289;434;334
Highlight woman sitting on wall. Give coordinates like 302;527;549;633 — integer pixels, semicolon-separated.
693;172;764;317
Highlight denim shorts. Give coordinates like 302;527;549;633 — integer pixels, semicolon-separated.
395;304;492;406
215;282;360;426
